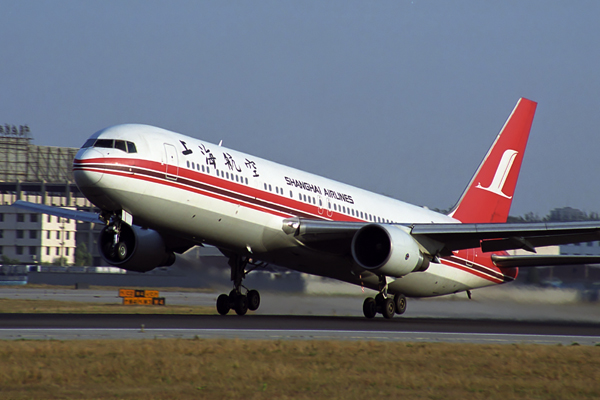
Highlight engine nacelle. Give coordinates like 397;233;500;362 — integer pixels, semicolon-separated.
99;224;175;272
351;224;429;277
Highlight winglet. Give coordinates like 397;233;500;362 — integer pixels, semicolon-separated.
448;98;537;223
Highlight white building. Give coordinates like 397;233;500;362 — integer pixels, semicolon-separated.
0;206;76;265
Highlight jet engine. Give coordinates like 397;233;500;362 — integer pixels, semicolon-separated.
99;223;176;272
351;224;429;277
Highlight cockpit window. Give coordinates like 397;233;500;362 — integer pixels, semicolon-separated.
126;141;137;153
94;139;114;148
82;138;96;148
92;139;138;153
114;140;127;152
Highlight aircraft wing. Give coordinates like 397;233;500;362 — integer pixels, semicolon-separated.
490;254;600;267
12;200;103;224
283;218;600;257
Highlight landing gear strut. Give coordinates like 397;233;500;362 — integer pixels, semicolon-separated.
100;211;131;263
216;255;261;316
362;276;407;319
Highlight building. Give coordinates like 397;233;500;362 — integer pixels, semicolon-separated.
0;126;102;265
0;206;76;264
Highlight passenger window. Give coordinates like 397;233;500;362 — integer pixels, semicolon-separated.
191;162;195;169
127;142;137;153
114;140;127;152
187;161;190;168
94;139;114;148
269;184;272;191
290;190;293;198
245;177;248;185
82;138;96;148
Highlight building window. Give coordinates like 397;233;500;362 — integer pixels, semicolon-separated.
0;230;3;239
65;248;69;256
47;215;52;223
0;213;3;222
30;214;38;223
47;231;51;239
29;230;37;239
29;246;36;256
56;247;60;256
46;247;50;256
17;214;25;223
16;246;23;255
16;230;24;239
0;246;3;255
56;231;60;240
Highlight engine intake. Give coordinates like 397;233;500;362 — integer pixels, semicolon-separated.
99;224;175;272
351;224;429;277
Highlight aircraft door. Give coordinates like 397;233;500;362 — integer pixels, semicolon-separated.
317;195;324;215
164;143;179;181
466;248;474;267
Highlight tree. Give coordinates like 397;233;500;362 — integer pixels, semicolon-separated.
1;255;21;265
75;242;93;266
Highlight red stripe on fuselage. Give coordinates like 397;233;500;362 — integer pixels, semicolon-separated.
74;157;515;283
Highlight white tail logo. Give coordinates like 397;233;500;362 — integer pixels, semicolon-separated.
476;149;518;199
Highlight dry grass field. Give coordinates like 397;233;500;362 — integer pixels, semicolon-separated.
0;339;598;400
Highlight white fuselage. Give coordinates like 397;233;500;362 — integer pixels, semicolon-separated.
74;124;515;297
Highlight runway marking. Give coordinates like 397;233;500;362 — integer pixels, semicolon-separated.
0;328;598;345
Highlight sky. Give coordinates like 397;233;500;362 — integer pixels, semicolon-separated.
1;1;599;217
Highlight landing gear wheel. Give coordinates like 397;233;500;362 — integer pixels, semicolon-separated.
216;294;230;315
363;297;377;319
394;294;407;315
116;242;128;261
234;295;248;316
247;290;260;311
381;298;395;319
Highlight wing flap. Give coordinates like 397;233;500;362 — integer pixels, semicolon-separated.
410;221;600;254
492;254;600;268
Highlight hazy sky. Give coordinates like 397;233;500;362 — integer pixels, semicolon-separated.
2;1;599;217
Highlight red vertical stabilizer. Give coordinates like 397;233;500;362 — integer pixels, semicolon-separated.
448;98;537;223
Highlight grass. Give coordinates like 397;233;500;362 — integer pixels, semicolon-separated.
0;298;214;315
0;339;598;399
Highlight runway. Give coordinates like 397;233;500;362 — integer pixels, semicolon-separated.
1;313;599;345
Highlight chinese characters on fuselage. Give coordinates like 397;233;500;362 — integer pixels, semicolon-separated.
180;141;259;177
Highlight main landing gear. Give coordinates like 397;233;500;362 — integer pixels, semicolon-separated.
362;293;407;319
362;277;407;319
216;255;261;316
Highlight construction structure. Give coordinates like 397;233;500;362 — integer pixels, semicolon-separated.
0;125;102;265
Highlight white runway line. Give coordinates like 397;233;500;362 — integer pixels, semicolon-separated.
0;328;598;345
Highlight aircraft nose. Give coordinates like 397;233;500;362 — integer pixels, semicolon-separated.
73;148;104;188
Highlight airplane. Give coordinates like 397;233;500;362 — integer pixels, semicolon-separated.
14;98;600;319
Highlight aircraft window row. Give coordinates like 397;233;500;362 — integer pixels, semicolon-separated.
328;201;393;223
83;139;137;153
185;160;249;185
